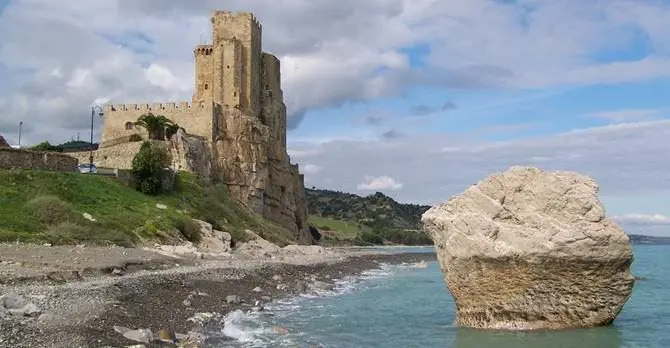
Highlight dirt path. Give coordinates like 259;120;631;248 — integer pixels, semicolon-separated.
0;244;189;286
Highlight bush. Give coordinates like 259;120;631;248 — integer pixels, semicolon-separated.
359;230;384;245
26;195;76;224
46;222;133;247
131;141;172;195
172;216;202;243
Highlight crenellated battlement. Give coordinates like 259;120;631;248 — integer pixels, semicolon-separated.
106;101;210;113
211;10;261;28
194;45;213;56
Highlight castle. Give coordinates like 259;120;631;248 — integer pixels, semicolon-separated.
81;11;311;242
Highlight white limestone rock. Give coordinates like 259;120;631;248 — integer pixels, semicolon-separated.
421;166;635;330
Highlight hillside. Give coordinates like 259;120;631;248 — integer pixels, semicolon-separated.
0;169;299;247
629;234;670;245
305;188;432;245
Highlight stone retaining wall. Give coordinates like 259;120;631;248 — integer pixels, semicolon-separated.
0;148;78;172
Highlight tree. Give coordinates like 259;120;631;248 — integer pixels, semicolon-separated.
134;113;174;140
165;123;181;140
131;141;172;195
32;141;62;152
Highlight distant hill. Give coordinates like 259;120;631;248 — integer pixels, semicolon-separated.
305;188;432;246
629;234;670;245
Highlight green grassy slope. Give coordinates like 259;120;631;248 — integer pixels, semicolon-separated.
305;188;433;245
0;169;298;246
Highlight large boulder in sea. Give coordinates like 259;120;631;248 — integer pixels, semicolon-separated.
421;166;635;330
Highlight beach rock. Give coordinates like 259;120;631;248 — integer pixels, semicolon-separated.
226;295;241;304
422;166;635;330
310;280;334;291
113;326;153;344
235;232;281;258
0;294;41;317
282;244;330;256
156;329;177;344
294;281;307;293
252;287;263;293
186;312;216;326
193;220;232;253
272;274;283;281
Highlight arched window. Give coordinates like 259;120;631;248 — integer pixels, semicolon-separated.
204;83;209;90
125;122;133;130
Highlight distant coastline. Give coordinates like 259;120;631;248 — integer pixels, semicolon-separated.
629;234;670;245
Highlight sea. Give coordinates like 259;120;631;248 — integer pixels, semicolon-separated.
211;245;669;348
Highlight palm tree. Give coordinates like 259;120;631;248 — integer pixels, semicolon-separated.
165;123;181;140
134;113;174;140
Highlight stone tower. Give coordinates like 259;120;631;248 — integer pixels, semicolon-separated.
193;11;262;116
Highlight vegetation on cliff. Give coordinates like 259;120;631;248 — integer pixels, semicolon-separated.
0;169;299;247
31;140;95;153
305;188;432;246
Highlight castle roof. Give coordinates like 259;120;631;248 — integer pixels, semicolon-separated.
0;135;9;148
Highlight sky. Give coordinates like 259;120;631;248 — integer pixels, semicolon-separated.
0;0;669;236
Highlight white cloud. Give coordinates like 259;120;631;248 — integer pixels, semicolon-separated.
357;175;403;191
300;164;322;174
589;109;661;123
1;0;670;142
291;119;670;204
613;214;670;225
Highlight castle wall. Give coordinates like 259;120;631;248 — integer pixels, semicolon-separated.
218;39;243;107
260;53;287;161
69;142;143;169
101;101;216;144
211;11;262;116
193;45;214;102
261;53;283;102
0;148;78;172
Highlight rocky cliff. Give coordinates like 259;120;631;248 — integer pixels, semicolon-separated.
422;166;635;330
211;107;311;244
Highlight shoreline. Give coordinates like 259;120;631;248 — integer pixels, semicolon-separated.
0;245;436;347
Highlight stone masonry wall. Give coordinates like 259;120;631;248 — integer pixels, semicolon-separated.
68;142;143;170
0;148;78;172
101;101;216;144
211;11;262;116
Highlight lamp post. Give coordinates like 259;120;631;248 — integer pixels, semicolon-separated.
18;121;23;148
89;105;104;169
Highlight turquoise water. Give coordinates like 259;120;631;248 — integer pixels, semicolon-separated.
220;245;670;347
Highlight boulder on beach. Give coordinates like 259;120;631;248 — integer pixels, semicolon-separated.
421;166;635;330
234;231;282;258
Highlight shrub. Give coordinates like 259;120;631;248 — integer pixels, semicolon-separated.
172;216;202;243
359;230;384;245
26;195;76;224
131;141;172;195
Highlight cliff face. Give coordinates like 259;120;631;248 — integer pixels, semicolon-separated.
212;107;312;243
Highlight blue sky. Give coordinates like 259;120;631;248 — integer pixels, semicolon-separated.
0;0;669;235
